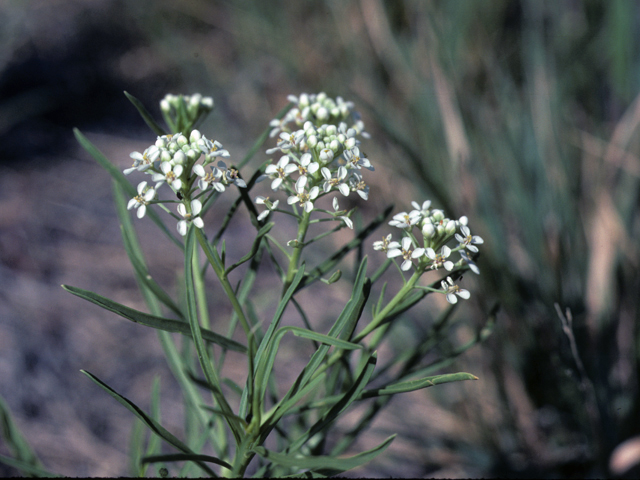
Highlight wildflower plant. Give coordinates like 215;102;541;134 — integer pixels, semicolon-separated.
4;92;491;477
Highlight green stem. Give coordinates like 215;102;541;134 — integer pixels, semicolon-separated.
195;229;255;349
353;269;423;343
282;209;311;295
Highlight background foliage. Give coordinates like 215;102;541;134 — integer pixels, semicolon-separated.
1;0;639;477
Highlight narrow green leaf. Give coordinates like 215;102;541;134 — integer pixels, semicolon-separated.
256;326;362;411
237;102;292;169
62;284;246;353
0;454;61;478
288;352;377;453
0;395;44;473
80;370;217;477
239;266;306;418
129;418;146;477
142;453;232;470
73;128;183;250
252;434;395;475
361;372;478;398
225;221;274;275
113;181;184;318
124;91;167;136
259;257;370;438
288;327;362;350
184;228;243;444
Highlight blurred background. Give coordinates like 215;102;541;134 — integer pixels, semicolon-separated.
1;0;640;477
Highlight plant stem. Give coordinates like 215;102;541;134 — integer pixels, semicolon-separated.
195;229;255;349
353;269;423;343
282;209;311;295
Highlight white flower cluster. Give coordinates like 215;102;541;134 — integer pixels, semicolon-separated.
124;129;245;235
374;200;483;304
257;93;373;226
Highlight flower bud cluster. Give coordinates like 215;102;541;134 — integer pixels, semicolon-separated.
269;92;368;139
374;200;483;304
257;93;373;227
124;129;245;235
160;93;214;132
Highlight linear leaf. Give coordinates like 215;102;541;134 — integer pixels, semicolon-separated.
0;395;45;474
62;284;246;353
237;102;292;169
0;454;61;478
240;266;306;418
113;181;184;318
288;352;377;453
80;370;216;477
184;228;243;444
361;372;478;398
259;257;369;439
142;453;232;470
124;91;167;136
252;434;395;475
225;221;273;275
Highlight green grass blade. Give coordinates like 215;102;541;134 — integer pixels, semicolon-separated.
80;370;217;477
73;128;183;250
252;433;395;475
62;284;247;353
124;91;167;136
142;453;232;471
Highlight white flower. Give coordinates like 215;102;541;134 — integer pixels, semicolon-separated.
266;130;305;154
321;166;350;196
255;196;279;221
296;153;320;182
198;137;230;159
217;161;247;188
410;200;431;219
373;234;393;252
387;237;425;271
127;181;155;218
152;161;184;191
348;172;369;200
124;145;159;175
441;276;470;304
287;176;319;213
455;225;484;253
389;210;421;229
264;156;298;190
193;164;225;192
344;146;373;171
177;200;204;236
425;246;454;271
459;250;480;275
332;197;353;229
